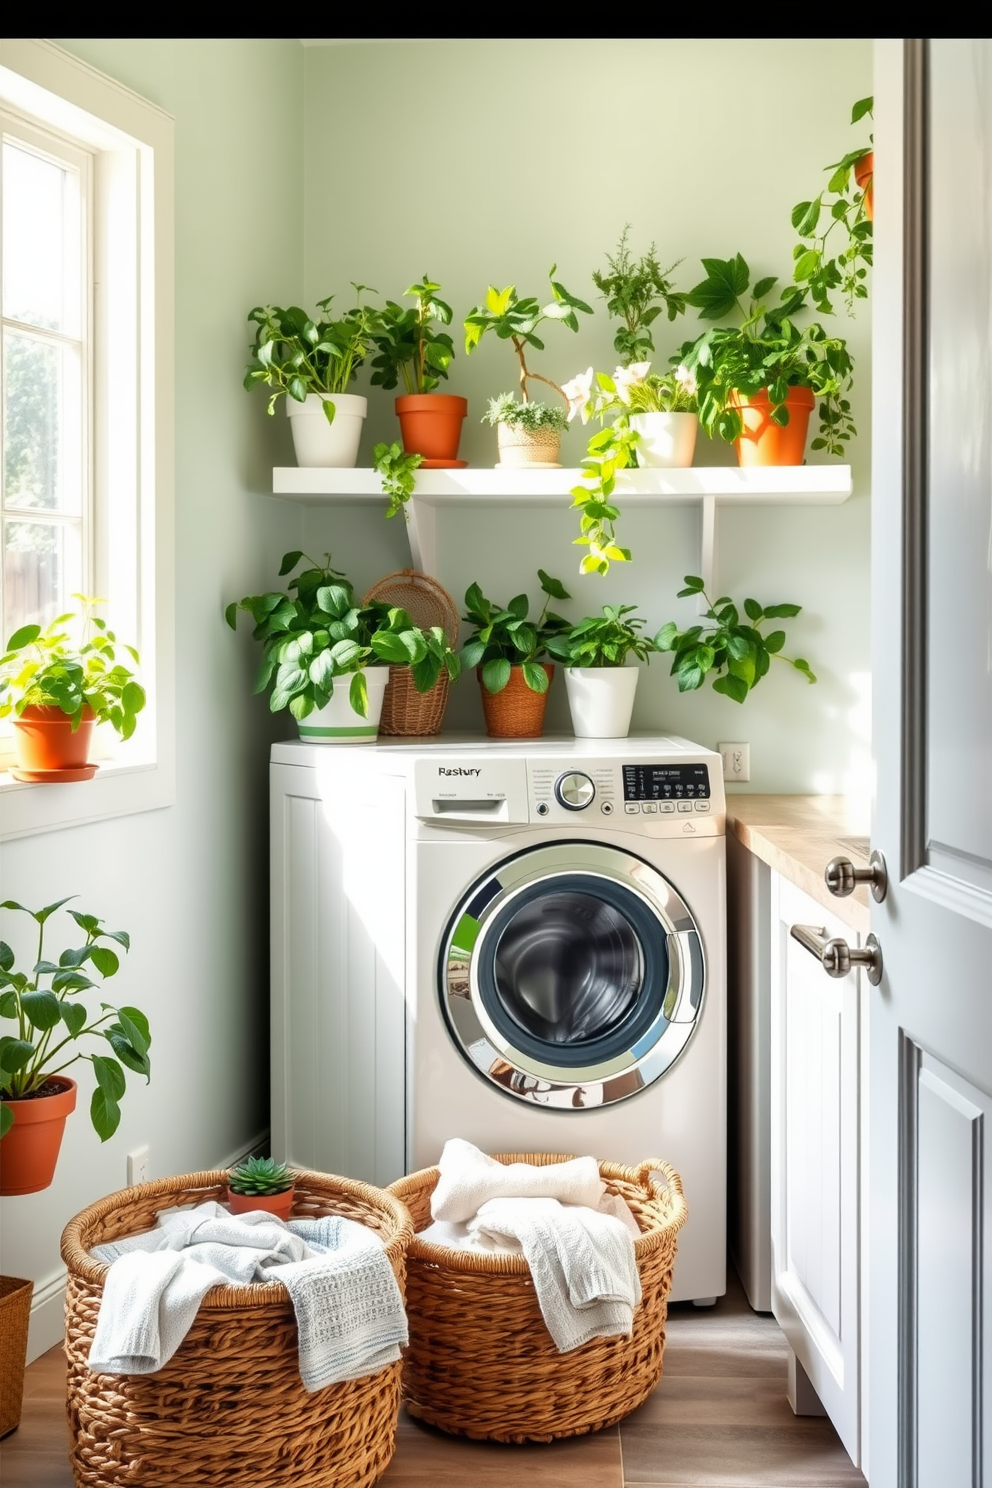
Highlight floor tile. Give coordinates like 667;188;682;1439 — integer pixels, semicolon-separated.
619;1422;865;1486
383;1412;623;1486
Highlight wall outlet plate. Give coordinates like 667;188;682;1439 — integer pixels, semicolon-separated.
718;742;750;783
127;1145;150;1187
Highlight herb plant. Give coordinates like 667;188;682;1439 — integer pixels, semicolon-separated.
0;599;146;740
0;898;150;1141
228;1156;294;1196
463;267;592;408
372;441;424;519
593;226;686;364
791;97;873;315
243;289;379;424
654;575;816;703
481;394;568;433
546;605;657;668
369;276;456;394
460;571;572;695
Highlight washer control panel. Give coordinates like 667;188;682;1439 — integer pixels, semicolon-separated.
526;756;721;832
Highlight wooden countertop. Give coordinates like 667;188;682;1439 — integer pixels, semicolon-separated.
725;794;872;933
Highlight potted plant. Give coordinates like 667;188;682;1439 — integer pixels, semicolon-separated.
678;254;856;465
592;224;686;364
545;604;658;739
243;288;379;468
459;570;571;738
480;393;568;469
654;575;817;702
0;600;146;782
791;96;874;312
369;276;466;466
226;1156;296;1222
0;897;150;1196
463;268;592;467
226;551;459;744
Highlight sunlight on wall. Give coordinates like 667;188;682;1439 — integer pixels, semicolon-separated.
811;670;872;816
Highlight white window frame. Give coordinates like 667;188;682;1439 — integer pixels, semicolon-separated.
0;38;175;840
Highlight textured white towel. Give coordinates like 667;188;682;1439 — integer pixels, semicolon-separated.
431;1138;606;1223
88;1202;407;1391
469;1196;641;1352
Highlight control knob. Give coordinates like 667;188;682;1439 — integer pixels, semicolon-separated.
554;771;595;811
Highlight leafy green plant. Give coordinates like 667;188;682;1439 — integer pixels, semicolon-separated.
593;226;686;364
481;394;568;432
791;97;873;315
546;605;657;668
228;1155;294;1196
0;897;149;1141
463;267;593;409
372;441;424;519
0;598;146;740
678;254;856;455
654;575;816;703
226;551;459;720
243;289;378;424
369;276;456;394
460;570;571;694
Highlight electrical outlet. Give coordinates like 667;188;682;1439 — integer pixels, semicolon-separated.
717;741;750;783
127;1145;150;1187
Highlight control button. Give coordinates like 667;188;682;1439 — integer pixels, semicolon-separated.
642;802;658;814
554;771;596;811
601;801;614;815
659;802;677;814
677;801;694;813
624;803;641;815
536;801;550;816
694;800;711;813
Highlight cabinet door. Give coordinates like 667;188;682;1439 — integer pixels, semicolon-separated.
770;873;863;1466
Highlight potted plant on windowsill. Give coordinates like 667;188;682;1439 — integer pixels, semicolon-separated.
243;288;379;468
678;255;856;466
459;570;571;738
227;551;460;743
226;1157;296;1222
0;897;150;1196
369;276;466;466
545;604;658;739
0;600;146;782
463;268;592;467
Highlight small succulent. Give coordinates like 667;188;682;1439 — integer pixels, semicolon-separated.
227;1155;295;1196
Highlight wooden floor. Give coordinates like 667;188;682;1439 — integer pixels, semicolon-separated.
1;1266;866;1487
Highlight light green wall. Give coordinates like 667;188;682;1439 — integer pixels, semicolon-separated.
302;38;872;797
0;39;306;1335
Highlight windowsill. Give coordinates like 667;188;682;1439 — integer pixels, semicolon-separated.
0;750;174;840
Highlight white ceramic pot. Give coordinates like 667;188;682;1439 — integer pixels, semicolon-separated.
629;411;698;469
496;422;562;469
564;666;640;739
296;669;389;744
285;392;367;468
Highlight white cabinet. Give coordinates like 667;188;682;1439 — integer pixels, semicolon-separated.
769;872;866;1469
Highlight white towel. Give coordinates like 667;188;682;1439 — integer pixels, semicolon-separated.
88;1202;407;1391
468;1196;642;1353
430;1138;606;1223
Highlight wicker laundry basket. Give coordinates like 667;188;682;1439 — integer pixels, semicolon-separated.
363;570;459;736
60;1169;414;1488
0;1275;33;1437
387;1152;687;1442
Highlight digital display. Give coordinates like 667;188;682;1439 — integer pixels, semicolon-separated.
622;764;711;801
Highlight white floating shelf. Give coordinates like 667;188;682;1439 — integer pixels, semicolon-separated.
271;464;853;588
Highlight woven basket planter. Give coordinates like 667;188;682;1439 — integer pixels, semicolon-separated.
60;1169;414;1488
364;570;459;737
388;1152;687;1442
0;1275;33;1437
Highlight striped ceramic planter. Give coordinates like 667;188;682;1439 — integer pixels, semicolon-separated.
296;669;389;744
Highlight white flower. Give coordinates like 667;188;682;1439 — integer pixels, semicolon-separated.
674;363;697;396
613;361;652;405
561;367;594;423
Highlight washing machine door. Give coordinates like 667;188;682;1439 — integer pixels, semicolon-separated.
440;840;705;1108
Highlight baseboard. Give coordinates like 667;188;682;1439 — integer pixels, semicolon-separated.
26;1127;271;1364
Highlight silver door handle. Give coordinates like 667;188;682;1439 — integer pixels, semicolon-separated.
790;923;884;986
825;850;888;902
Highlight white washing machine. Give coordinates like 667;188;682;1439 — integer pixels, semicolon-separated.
270;732;726;1303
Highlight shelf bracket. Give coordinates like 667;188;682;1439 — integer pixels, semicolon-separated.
405;497;436;575
699;495;717;613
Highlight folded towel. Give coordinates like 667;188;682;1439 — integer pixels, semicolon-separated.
431;1138;606;1223
469;1196;641;1352
418;1188;640;1253
88;1202;407;1391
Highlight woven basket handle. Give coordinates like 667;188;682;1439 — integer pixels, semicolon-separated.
634;1158;684;1199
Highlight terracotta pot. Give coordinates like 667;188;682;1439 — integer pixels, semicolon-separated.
731;386;815;468
495;423;561;469
478;664;553;739
396;394;467;466
10;705;97;781
854;150;874;222
226;1186;295;1222
0;1076;77;1196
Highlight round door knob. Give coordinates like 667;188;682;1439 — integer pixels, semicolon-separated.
554;771;595;811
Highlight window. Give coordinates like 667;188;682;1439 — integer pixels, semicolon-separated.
0;39;175;839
